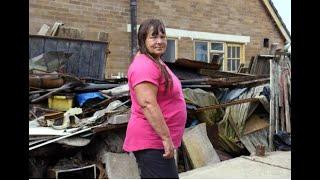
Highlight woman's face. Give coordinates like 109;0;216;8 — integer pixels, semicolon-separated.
145;26;167;59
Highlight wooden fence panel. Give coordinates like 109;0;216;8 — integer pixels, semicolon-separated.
29;35;108;80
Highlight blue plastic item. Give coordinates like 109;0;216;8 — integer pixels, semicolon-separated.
76;92;106;107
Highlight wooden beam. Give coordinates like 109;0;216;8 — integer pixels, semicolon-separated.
208;77;270;88
37;24;50;35
200;69;255;78
194;98;260;112
49;22;63;36
284;72;291;133
269;60;275;151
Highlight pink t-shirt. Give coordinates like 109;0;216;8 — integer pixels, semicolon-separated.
123;54;187;152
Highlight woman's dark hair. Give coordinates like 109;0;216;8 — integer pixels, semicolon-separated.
137;19;172;91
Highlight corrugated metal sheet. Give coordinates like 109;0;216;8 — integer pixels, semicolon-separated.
219;84;270;154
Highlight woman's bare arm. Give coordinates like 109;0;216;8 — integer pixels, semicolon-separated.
134;82;174;159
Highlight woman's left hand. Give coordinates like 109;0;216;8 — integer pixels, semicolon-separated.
162;137;175;159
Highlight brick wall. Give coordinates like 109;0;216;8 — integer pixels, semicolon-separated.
29;0;286;77
29;0;131;78
177;37;194;60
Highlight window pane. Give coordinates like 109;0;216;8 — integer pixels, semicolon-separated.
232;47;236;58
211;43;223;51
232;59;235;71
236;59;240;71
195;42;208;62
162;40;175;62
227;59;231;71
227;47;231;58
236;47;240;58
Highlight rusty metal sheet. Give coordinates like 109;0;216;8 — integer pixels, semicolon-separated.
173;58;221;70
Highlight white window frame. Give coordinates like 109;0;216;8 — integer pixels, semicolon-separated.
194;40;210;63
194;41;225;64
162;37;178;62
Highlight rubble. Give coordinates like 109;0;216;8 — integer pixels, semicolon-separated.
29;24;291;178
182;123;221;168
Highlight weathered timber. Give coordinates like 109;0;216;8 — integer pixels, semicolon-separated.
269;60;275;151
174;58;220;70
37;24;50;36
194;98;260;112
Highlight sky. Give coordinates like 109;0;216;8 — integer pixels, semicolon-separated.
271;0;291;34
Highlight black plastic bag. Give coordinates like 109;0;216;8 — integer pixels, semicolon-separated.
273;131;291;151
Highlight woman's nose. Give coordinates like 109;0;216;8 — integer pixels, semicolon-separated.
155;37;162;43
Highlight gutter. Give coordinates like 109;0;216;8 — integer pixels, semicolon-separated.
130;0;137;60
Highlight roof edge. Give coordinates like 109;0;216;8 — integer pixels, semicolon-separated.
261;0;291;42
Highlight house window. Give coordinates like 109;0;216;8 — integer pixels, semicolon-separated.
162;39;176;62
195;41;208;62
194;41;244;72
227;44;241;72
211;42;224;51
210;42;224;70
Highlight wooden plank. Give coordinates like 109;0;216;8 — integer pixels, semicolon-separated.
99;44;108;79
49;22;63;36
275;60;279;134
78;42;93;78
249;56;258;74
56;40;71;73
56;26;81;39
209;77;270;88
243;114;269;135
200;68;254;78
56;40;70;52
174;58;220;70
280;107;285;131
284;74;291;133
248;56;255;73
240;128;269;154
37;24;50;35
67;41;81;76
195;98;260;112
269;60;275;151
44;38;58;53
30;34;109;44
278;64;285;132
88;42;97;79
90;43;103;79
29;35;108;79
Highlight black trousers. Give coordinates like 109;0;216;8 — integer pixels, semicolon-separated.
133;149;179;179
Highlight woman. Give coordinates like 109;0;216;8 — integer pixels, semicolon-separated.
123;19;187;178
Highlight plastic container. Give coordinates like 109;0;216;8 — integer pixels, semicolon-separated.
48;95;74;111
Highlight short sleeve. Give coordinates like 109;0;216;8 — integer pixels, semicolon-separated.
129;55;161;88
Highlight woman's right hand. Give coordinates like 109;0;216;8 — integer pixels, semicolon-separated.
162;137;175;159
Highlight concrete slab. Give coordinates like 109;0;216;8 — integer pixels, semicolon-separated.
101;152;140;179
179;151;291;179
242;151;291;169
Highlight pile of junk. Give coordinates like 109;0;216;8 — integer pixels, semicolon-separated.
29;50;291;178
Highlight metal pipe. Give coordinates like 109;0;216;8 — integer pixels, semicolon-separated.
130;0;137;60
